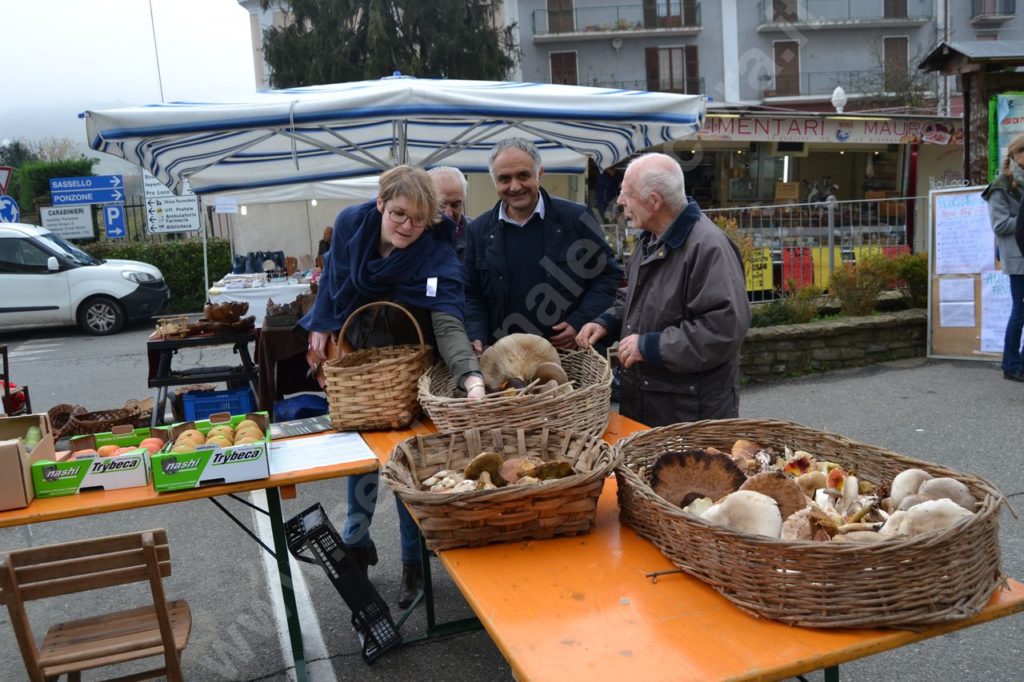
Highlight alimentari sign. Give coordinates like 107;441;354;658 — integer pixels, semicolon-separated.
700;116;962;145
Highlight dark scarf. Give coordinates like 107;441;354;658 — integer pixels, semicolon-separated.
299;200;465;333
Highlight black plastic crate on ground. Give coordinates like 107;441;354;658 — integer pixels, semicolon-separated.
285;503;402;663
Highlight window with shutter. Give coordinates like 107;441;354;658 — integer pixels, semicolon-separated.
550;52;578;85
773;40;800;96
646;46;700;94
547;0;575;34
883;37;908;91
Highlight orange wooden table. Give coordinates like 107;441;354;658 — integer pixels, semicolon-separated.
365;413;1024;682
0;437;380;682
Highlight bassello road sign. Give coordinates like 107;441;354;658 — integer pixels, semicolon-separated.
49;175;125;206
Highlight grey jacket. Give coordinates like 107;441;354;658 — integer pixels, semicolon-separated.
983;167;1024;276
595;200;751;427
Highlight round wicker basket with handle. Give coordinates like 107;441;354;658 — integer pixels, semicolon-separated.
418;347;612;438
382;425;619;551
324;301;434;431
614;418;1006;628
46;403;86;440
65;408;135;437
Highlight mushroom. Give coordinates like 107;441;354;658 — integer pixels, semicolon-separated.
917;477;979;511
780;506;814;541
682;496;714;517
739;471;808;521
897;494;924;511
832;531;886;544
463;451;506;485
650;449;747;509
479;333;562;391
888;468;933;508
701;490;783;538
878;509;907;536
797;470;827;499
898;498;974;537
782;451;815;477
731;439;762;460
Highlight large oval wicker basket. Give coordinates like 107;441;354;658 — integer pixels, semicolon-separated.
324;301;434;431
64;408;135;437
615;418;1005;629
382;426;620;551
418;347;612;438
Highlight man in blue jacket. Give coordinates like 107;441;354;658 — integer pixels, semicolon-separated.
464;138;622;351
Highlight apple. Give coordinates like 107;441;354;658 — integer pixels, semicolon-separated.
97;444;121;457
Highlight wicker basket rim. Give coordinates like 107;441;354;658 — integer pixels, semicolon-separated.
614;418;1004;548
382;427;618;504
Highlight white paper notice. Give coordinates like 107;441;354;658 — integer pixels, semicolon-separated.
981;271;1012;353
939;302;975;327
933;190;995;275
269;432;379;475
939;277;974;302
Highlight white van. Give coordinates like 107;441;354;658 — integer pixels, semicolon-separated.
0;223;169;335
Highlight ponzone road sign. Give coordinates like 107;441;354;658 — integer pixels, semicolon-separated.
49;175;125;206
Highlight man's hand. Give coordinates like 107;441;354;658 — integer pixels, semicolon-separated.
618;333;644;369
549;321;578;349
471;339;484;355
575;322;607;349
307;330;330;362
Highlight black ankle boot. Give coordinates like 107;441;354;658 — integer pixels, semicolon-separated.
397;562;423;609
346;542;378;576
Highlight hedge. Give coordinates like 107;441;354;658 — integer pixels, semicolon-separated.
82;239;231;314
16;158;99;213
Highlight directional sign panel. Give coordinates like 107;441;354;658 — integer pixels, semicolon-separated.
104;204;127;239
49;175;125;206
146;196;200;233
51;187;126;206
143;170;200;233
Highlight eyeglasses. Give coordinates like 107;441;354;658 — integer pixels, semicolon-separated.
386;208;427;229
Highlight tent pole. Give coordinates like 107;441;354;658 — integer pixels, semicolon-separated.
202;215;210;301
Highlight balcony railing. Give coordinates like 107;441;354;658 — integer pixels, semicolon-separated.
533;2;701;37
971;0;1016;21
762;69;937;98
757;0;932;26
589;77;704;95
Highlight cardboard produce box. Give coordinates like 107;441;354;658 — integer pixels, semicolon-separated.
152;412;270;492
29;425;169;498
0;413;56;511
31;448;151;498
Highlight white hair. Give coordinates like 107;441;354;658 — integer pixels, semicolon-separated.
428;165;468;196
488;138;543;183
627;153;687;214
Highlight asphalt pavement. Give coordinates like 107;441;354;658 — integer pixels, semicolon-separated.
1;324;1022;681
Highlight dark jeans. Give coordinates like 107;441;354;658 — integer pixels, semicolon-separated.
342;471;421;566
1004;273;1024;375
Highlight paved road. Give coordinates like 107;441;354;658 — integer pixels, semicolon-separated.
1;325;1022;681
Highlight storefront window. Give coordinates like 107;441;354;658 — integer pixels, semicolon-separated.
727;145;785;202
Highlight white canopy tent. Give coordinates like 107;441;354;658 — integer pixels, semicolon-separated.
83;75;706;197
82;76;705;288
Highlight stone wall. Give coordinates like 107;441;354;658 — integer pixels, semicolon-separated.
740;309;928;383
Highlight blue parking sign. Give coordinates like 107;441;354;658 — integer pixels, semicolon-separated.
104;204;126;238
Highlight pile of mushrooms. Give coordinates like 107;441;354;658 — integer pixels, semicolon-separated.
420;451;576;493
648;442;979;542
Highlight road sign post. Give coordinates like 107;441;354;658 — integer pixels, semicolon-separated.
104;204;127;239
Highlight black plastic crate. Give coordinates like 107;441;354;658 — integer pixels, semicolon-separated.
285;503;401;663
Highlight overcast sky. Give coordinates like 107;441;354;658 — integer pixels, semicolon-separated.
0;0;256;171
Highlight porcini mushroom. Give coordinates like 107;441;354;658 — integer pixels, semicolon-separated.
479;333;562;391
739;471;808;521
701;490;783;538
917;477;979;512
888;468;933;508
898;498;974;537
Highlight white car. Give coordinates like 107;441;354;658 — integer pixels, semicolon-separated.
0;223;170;335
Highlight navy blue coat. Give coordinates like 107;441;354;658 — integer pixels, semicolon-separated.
463;188;622;344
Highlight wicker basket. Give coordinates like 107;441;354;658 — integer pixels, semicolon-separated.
46;403;86;440
382;426;620;551
123;398;155;428
615;418;1005;629
65;408;135;437
418;347;612;438
324;301;434;431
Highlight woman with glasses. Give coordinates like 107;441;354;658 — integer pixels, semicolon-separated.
300;165;486;608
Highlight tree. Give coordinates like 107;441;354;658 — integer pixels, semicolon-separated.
0;139;39;168
258;0;518;88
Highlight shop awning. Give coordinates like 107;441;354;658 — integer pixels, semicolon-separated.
82;75;706;196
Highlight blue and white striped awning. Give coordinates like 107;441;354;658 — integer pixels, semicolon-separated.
83;76;705;196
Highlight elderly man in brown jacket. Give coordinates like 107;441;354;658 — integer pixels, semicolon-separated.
577;153;751;427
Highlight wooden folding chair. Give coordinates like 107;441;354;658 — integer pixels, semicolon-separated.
0;529;191;682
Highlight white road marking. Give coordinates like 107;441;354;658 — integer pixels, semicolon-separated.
249;489;338;682
6;340;64;362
